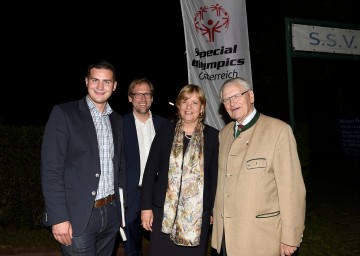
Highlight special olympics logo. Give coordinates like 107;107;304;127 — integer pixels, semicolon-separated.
194;3;230;42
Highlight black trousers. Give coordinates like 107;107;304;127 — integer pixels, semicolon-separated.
222;231;227;256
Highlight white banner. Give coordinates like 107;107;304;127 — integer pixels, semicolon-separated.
292;24;360;55
180;0;252;130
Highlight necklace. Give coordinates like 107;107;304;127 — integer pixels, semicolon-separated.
184;133;192;139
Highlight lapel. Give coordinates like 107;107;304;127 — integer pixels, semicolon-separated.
109;112;121;164
79;97;99;155
152;114;164;133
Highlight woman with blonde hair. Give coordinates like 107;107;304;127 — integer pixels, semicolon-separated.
141;84;219;256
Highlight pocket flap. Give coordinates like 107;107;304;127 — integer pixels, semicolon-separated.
246;158;267;169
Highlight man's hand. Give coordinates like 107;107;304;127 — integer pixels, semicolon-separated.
141;210;153;232
52;221;72;246
280;243;297;256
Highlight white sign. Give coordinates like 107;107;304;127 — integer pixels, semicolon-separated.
292;24;360;55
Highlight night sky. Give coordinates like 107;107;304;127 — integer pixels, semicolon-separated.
2;1;359;130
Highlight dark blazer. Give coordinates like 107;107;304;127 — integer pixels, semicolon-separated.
123;112;169;209
141;121;219;212
41;97;126;236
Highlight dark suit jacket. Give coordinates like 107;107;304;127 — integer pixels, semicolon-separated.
123;112;168;209
41;97;126;236
141;121;219;212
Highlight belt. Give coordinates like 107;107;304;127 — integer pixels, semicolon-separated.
94;194;116;208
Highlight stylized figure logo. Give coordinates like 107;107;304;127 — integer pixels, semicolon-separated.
194;3;230;43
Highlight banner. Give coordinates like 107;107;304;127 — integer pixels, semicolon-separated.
180;0;252;130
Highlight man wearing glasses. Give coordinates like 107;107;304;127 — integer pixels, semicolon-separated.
211;77;306;256
122;78;168;255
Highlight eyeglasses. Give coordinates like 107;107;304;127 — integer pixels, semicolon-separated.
221;90;249;105
131;93;152;99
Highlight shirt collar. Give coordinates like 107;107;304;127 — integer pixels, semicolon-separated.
86;95;113;116
236;108;257;126
133;110;153;122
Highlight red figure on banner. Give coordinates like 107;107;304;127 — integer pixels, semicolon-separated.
194;4;230;42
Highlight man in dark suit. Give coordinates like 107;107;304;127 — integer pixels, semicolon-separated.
41;60;126;256
123;78;168;256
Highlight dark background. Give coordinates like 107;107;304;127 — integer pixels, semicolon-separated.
1;1;359;124
1;1;359;168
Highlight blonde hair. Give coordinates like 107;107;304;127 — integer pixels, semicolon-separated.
175;84;206;122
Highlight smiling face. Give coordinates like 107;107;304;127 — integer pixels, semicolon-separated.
85;67;117;112
128;82;153;116
221;81;254;123
178;92;204;124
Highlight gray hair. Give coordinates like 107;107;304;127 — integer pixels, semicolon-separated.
219;77;252;99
